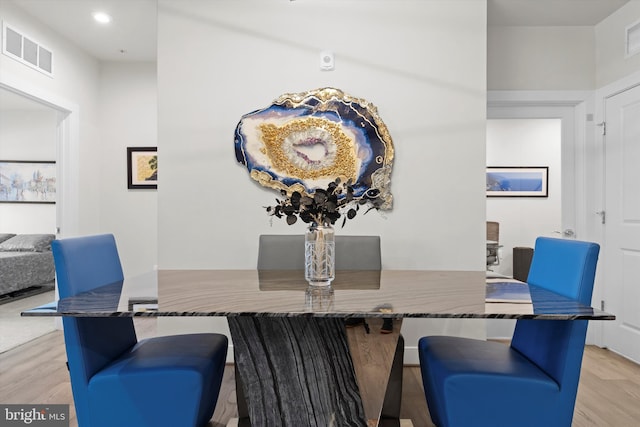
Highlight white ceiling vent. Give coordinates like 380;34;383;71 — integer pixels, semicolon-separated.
626;19;640;58
2;21;53;77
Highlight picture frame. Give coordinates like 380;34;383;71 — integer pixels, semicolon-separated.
0;160;56;204
127;147;157;189
486;166;548;197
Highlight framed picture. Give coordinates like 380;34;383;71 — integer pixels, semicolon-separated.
0;160;56;203
127;147;157;189
486;166;548;197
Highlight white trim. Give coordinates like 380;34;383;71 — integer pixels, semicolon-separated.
487;90;589;241
488;90;591;108
404;346;419;365
595;69;640;105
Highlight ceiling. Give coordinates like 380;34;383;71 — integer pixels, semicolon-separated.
1;0;631;112
8;0;632;64
487;0;630;26
11;0;157;62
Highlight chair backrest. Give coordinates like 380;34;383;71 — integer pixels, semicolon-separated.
511;237;599;425
486;221;499;242
257;234;381;270
52;234;137;426
53;234;125;298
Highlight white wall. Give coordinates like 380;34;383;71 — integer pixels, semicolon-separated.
158;0;487;269
488;26;596;90
0;109;57;233
98;62;158;277
486;119;562;277
157;0;488;361
595;0;640;87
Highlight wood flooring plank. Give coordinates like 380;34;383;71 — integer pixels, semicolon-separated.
573;347;640;427
2;330;640;427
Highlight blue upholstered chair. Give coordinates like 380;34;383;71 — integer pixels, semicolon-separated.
418;237;600;427
52;234;228;427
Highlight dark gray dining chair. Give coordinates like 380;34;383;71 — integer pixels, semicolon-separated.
258;234;386;329
257;234;382;271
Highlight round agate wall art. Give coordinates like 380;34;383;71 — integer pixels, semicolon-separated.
234;87;394;209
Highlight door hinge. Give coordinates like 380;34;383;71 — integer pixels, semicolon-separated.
597;121;606;135
596;211;606;224
601;300;605;311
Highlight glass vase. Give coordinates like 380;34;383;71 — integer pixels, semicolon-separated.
305;224;335;287
305;287;335;311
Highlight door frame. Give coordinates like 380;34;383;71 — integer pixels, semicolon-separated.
488;90;593;241
0;74;80;238
488;90;605;345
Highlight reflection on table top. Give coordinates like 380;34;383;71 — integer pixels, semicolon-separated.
21;269;615;320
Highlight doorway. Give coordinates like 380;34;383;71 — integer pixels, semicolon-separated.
0;78;79;339
0;86;60;350
0;88;58;233
0;79;80;238
486;94;589;339
487;97;586;241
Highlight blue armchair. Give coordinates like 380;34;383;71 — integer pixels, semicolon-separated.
418;237;600;427
52;234;228;427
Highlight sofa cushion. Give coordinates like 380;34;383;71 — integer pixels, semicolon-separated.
0;233;16;244
0;234;55;252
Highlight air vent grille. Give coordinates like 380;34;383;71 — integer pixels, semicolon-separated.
2;21;53;76
626;19;640;58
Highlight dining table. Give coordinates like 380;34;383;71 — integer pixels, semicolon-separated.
22;269;615;427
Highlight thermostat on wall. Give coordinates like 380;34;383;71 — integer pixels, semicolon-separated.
320;51;334;71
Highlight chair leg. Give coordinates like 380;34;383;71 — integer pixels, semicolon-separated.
380;334;404;422
346;317;371;334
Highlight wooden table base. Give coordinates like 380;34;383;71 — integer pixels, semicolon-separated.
228;317;403;427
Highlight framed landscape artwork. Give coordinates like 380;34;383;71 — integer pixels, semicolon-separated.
0;160;56;204
127;147;157;189
486;166;548;197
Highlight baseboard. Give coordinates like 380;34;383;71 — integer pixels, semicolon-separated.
227;344;423;366
404;346;419;365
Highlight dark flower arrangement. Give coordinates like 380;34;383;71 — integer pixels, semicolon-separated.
266;178;382;227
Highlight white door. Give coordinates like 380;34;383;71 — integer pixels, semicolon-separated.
603;84;640;363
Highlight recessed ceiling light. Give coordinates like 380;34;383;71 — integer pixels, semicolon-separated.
93;12;112;24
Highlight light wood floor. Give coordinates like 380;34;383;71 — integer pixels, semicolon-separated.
1;319;640;427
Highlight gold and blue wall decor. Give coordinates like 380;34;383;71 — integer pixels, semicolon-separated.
235;87;394;210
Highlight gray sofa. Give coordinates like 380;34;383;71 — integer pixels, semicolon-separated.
0;233;55;297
